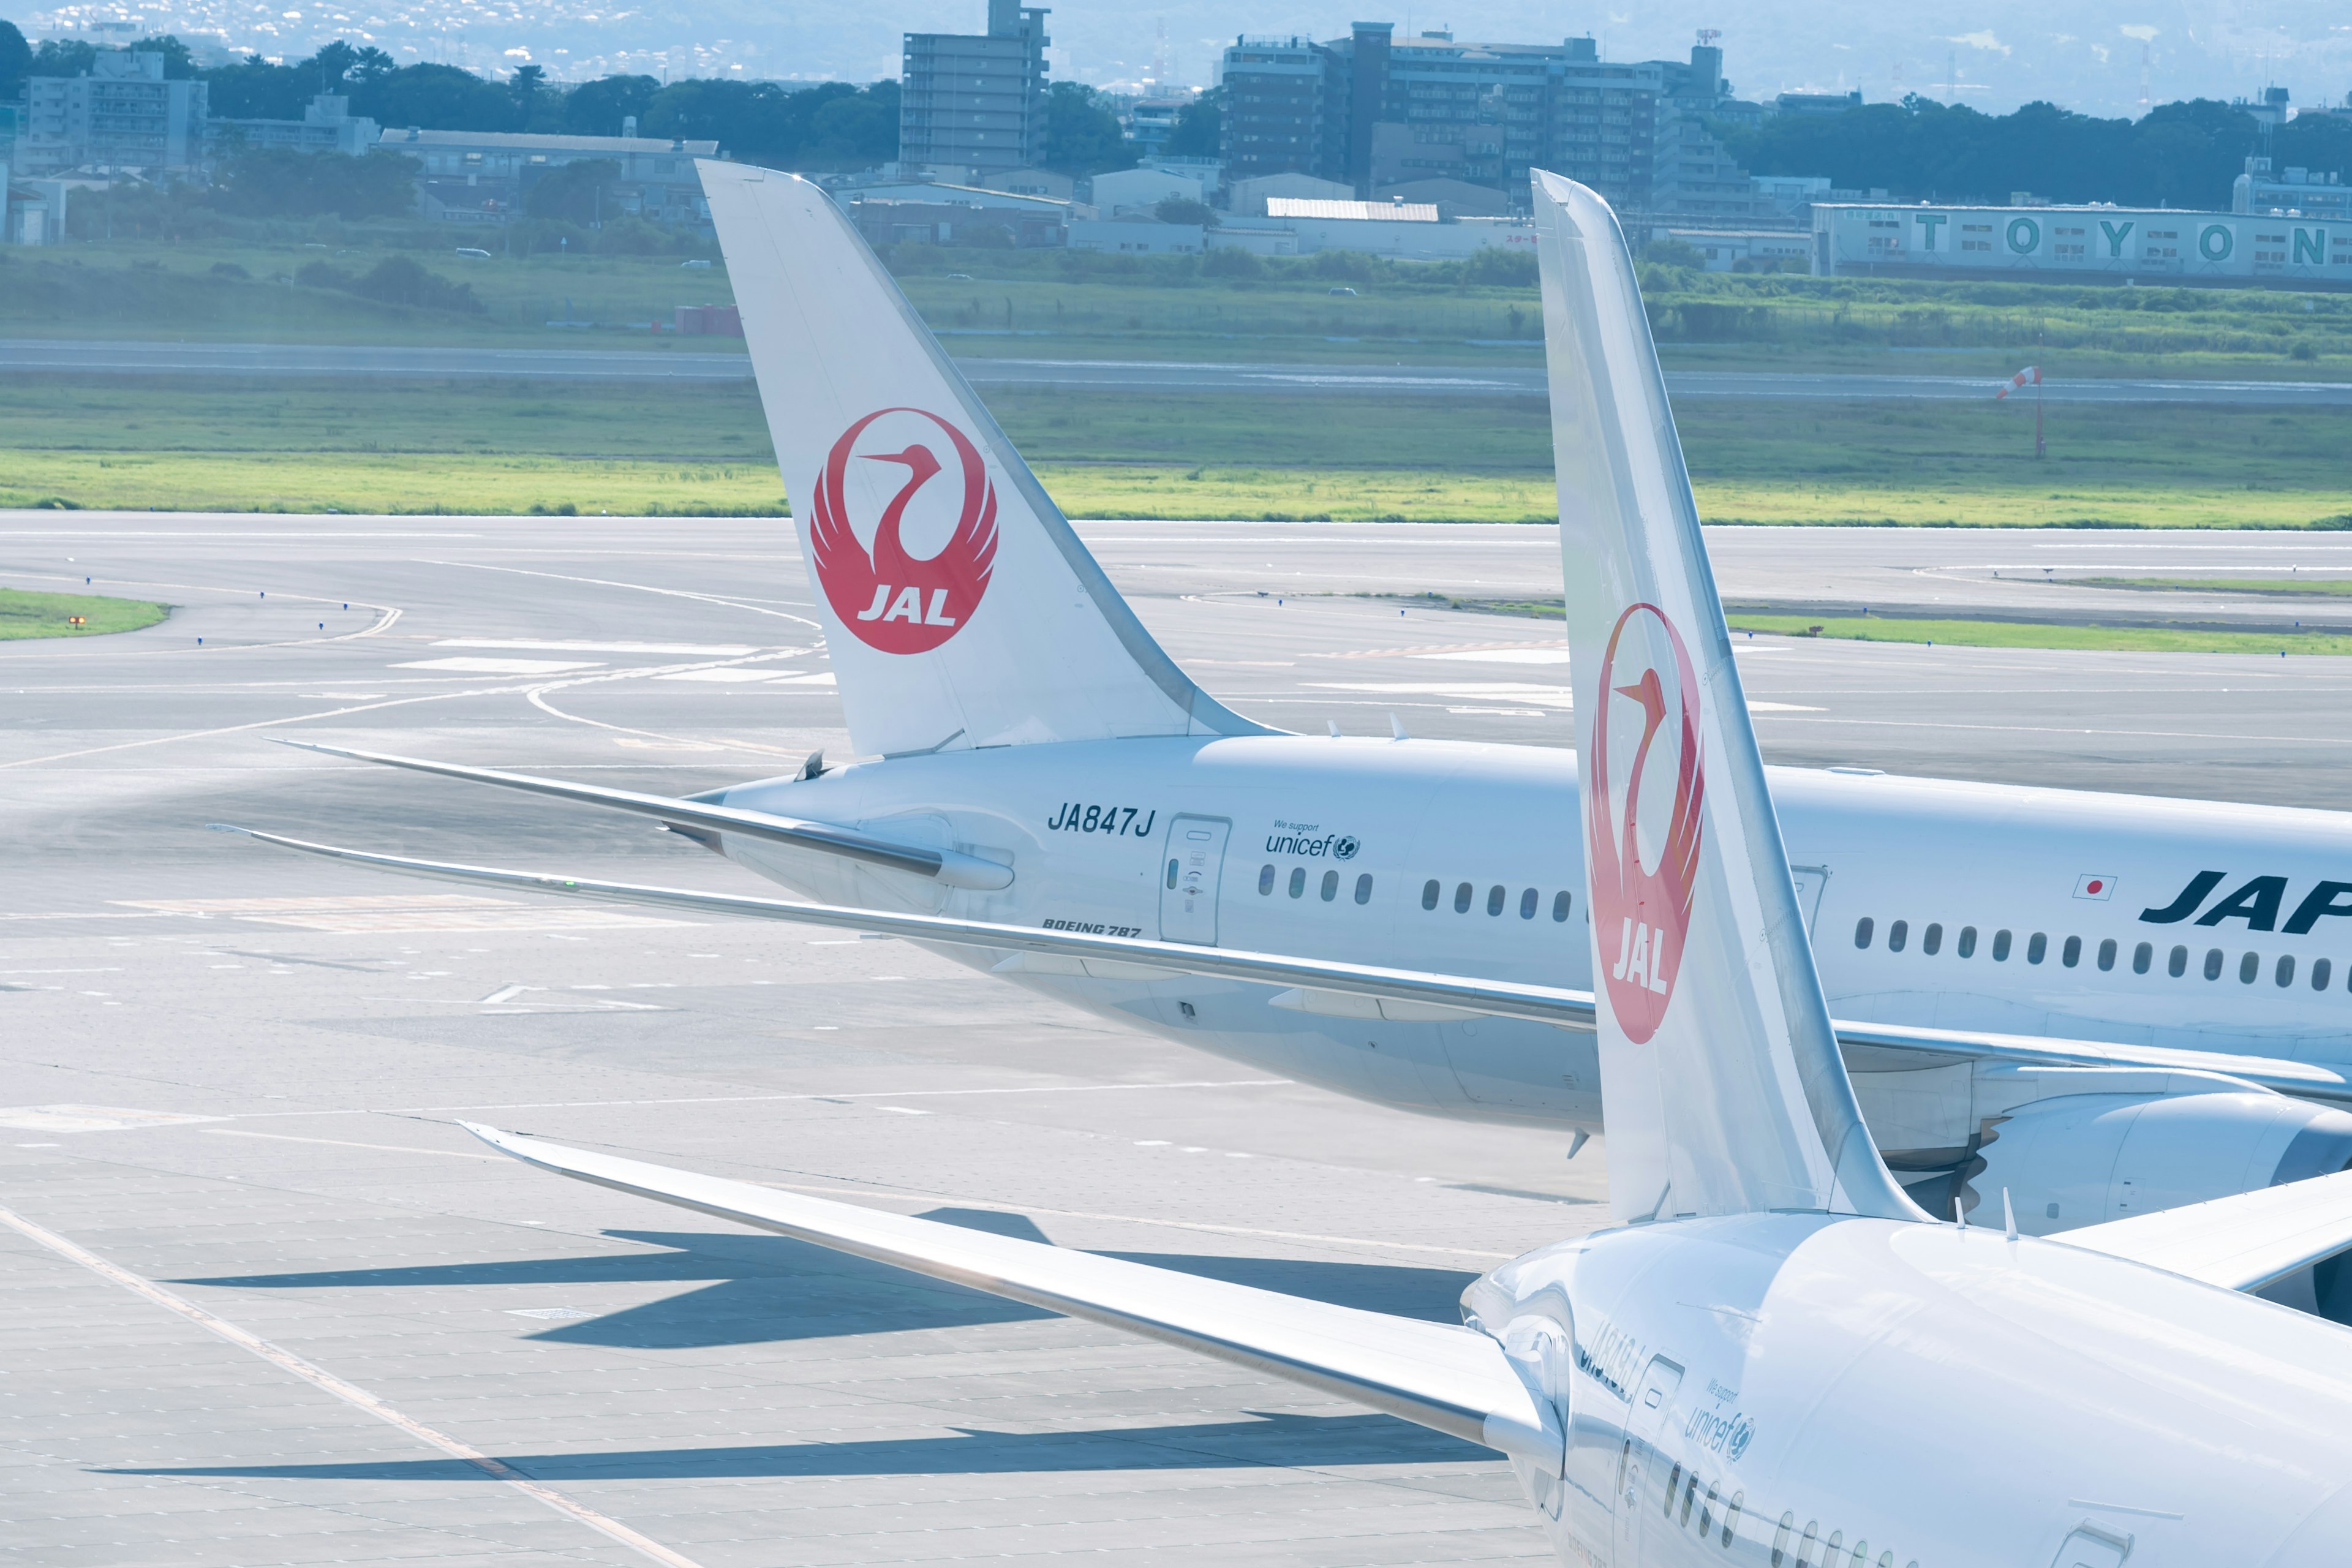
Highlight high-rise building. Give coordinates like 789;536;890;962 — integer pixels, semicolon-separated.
1218;27;1763;218
19;50;209;176
900;0;1051;178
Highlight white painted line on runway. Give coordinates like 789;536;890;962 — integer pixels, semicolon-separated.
205;1128;505;1160
0;1200;712;1568
396;657;606;674
435;638;767;656
225;1079;1299;1121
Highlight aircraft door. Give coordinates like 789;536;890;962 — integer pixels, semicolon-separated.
1788;865;1831;935
1613;1355;1684;1562
1159;815;1231;945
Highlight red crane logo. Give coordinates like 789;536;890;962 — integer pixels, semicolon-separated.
809;408;1000;654
1586;603;1706;1044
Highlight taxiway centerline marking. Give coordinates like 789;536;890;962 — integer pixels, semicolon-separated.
0;1200;710;1568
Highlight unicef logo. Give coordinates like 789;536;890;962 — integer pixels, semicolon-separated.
1333;835;1360;861
1726;1418;1755;1461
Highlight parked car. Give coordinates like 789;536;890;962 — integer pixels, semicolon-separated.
1327;285;1358;296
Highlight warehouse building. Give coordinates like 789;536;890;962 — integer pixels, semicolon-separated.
1812;201;2352;285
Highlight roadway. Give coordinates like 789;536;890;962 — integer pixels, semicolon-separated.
8;337;2352;404
10;512;2352;1566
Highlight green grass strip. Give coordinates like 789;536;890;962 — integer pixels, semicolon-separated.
1725;612;2352;655
0;587;170;640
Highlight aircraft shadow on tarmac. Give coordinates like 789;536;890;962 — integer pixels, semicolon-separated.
104;1410;1491;1482
169;1208;1477;1351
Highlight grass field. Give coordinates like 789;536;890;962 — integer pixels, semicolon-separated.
0;587;172;639
4;372;2347;526
1723;612;2352;655
2075;576;2352;596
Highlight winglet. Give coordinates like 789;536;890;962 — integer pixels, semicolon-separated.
1534;169;1919;1224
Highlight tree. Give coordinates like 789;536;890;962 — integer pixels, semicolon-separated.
202;59;307;119
0;20;31;99
802;80;899;167
1166;86;1221;158
510;63;546;129
208;147;420;219
560;74;660;137
1042;81;1136;175
351;62;516;132
31;39;99;77
526;157;620;225
1154;195;1217;227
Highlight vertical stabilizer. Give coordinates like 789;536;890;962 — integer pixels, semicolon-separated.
1532;170;1918;1225
701;161;1266;756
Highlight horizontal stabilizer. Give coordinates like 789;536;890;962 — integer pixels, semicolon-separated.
2059;1167;2352;1292
216;826;2352;1102
269;739;1011;889
463;1122;1558;1462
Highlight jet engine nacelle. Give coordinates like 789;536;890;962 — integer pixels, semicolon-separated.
1967;1090;2352;1237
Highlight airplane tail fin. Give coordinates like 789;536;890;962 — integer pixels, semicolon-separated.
701;160;1266;758
1532;170;1920;1226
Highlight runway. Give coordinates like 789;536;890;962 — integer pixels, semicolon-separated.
8;337;2351;404
9;511;2352;1566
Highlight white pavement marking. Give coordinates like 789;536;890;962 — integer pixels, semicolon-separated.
395;657;607;674
0;1200;711;1568
205;1128;505;1160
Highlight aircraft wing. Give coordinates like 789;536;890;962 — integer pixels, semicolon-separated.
267;741;1012;890
461;1121;1561;1464
2056;1167;2352;1292
213;827;2352;1101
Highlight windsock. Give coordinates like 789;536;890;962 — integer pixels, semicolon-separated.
1994;366;2041;399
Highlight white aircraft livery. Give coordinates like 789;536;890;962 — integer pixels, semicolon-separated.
453;170;2352;1566
233;158;2352;1283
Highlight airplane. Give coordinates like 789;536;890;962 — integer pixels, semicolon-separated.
226;156;2352;1278
463;171;2352;1564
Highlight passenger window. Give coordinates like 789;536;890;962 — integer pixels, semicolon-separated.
1681;1471;1698;1525
2169;943;2188;977
2062;935;2081;968
2203;947;2223;981
1853;916;1874;949
1722;1491;1743;1548
1169;859;1182;889
1957;925;1977;958
1355;873;1373;905
1288;867;1306;899
2315;957;2334;991
1665;1463;1682;1518
1922;922;1942;955
1992;929;2013;961
1487;884;1506;916
1259;864;1276;896
2133;940;2152;974
1455;881;1472;913
1320;869;1338;902
1888;919;1908;952
1553;891;1572;922
2239;951;2259;984
2097;938;2116;971
1520;887;1537;919
1771;1512;1796;1568
1422;878;1439;910
2027;932;2047;964
1698;1482;1716;1537
1824;1532;1843;1566
2277;954;2295;988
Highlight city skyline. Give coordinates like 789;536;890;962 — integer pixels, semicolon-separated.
6;1;2351;121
